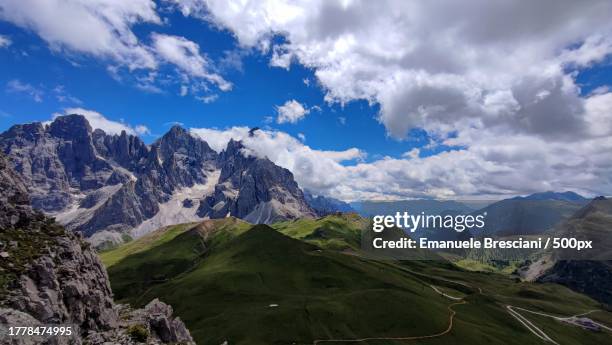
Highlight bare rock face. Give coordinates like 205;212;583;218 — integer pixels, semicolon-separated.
1;115;313;244
197;139;315;223
0;153;195;344
0;116;115;212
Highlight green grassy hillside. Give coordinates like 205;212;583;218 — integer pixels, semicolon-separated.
102;216;612;345
271;213;366;251
102;218;251;301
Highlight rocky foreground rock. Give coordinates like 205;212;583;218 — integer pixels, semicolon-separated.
0;153;195;344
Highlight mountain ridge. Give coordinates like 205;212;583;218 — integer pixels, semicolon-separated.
0;115;315;246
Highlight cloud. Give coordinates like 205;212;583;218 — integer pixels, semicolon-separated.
184;0;612;141
276;99;309;124
196;94;219;104
134;124;151;136
179;85;189;96
6;79;43;102
0;1;232;96
53;85;82;104
164;121;185;127
151;33;232;91
0;34;11;48
53;108;149;136
297;133;306;141
0;0;160;69
188;123;612;201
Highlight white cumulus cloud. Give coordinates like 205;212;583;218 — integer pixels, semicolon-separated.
276;99;309;124
189;123;612;201
177;0;612;140
0;1;232;95
0;0;160;69
151;33;231;91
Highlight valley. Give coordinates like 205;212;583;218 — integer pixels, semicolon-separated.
101;215;612;345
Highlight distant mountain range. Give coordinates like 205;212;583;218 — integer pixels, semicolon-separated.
473;192;588;236
351;193;590;238
304;190;354;216
513;191;587;202
0;114;316;246
351;199;474;217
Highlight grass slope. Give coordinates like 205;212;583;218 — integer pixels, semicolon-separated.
272;213;366;251
100;222;198;267
102;216;612;345
103;218;251;302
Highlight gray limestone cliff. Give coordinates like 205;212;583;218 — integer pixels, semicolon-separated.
0;152;195;344
197;139;315;223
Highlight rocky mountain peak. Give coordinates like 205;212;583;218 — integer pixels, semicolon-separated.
168;124;189;136
156;125;216;162
48;114;92;139
222;138;247;156
197;138;315;223
2;122;45;144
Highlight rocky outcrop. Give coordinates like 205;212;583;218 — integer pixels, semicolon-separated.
0;152;195;344
197;139;315;223
82;299;194;345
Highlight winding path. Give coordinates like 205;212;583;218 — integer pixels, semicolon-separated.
312;300;466;344
310;267;611;345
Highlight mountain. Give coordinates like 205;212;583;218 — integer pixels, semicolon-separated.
102;219;456;344
472;192;587;236
303;190;354;216
196;139;315;223
351;199;473;217
520;197;612;306
0;152;195;344
1;115;314;246
515;191;587;202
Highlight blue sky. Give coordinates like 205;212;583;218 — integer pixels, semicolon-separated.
1;1;611;200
